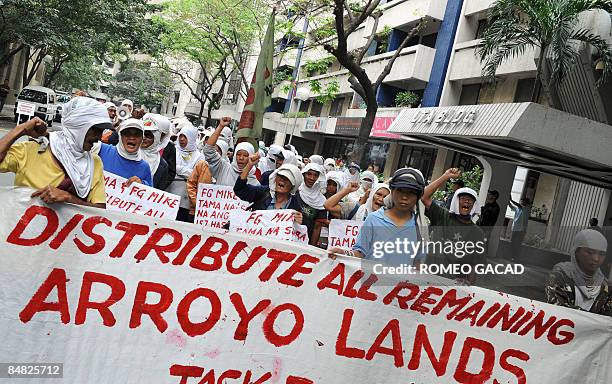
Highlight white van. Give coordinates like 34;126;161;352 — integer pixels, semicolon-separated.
13;85;57;126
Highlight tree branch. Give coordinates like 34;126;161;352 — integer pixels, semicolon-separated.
356;12;381;63
374;19;425;88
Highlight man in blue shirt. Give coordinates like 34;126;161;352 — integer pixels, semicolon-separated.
329;168;427;270
98;118;153;187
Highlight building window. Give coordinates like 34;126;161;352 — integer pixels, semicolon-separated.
310;100;324;116
514;78;535;102
329;97;344;117
321;138;390;171
459;84;481;105
298;100;311;113
475;19;489;39
399;146;437;180
421;33;438;48
173;91;180;103
451;152;482;171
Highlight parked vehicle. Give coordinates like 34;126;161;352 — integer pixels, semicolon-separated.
53;91;71;122
13;86;57;126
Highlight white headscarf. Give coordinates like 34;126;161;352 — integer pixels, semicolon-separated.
216;140;230;163
324;158;336;172
220;126;233;149
121;99;133;109
117;118;144;161
269;164;303;196
299;163;326;209
280;149;298;167
355;183;390;221
348;170;378;202
232;142;255;174
50;97;111;198
175;125;204;178
144;113;172;151
309;155;324;166
326;170;346;192
141;118;162;174
449;187;482;217
557;229;608;310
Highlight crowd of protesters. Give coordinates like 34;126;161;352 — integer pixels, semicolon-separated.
0;93;609;316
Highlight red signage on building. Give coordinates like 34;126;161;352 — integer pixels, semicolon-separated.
334;116;401;139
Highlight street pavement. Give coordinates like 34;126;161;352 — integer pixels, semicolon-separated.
0;114;550;302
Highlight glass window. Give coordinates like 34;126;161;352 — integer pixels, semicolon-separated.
459;84;481;105
475;19;488;39
310;100;324;116
298;100;311;113
514;78;535;102
18;89;47;104
399;145;437;180
329;97;344;117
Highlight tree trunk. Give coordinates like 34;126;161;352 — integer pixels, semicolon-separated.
352;103;377;167
0;42;24;67
531;45;546;103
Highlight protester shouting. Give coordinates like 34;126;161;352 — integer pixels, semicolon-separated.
0;97;109;207
298;163;327;245
167;124;204;222
330;168;428;269
421;168;485;285
98;118;152;187
140;116;171;190
546;229;612;316
204;117;259;187
234;152;303;224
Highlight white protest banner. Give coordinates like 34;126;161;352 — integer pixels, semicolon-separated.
16;102;35;117
195;183;250;233
103;171;180;220
229;209;309;244
327;219;363;251
1;187;612;383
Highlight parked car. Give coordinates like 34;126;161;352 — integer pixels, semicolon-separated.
13;85;57;126
53;91;71;123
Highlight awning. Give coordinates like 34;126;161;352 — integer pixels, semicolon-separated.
388;102;612;189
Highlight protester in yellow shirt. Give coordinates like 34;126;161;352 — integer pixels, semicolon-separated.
0;97;111;208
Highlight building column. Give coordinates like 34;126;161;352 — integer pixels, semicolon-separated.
479;157;517;259
430;148;451;180
274;130;286;146
383;142;401;180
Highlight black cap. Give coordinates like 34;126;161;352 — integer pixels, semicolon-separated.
389;168;425;194
488;190;500;198
274;151;285;160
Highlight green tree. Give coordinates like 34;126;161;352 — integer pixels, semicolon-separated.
285;0;427;166
0;0;162;86
45;55;110;91
478;0;612;106
107;60;174;111
157;0;265;123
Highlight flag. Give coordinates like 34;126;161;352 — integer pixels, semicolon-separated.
235;10;275;145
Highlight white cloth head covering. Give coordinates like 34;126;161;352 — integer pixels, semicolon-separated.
216;140;230;162
309;155;324;166
175;125;204;178
143;113;172;150
270;164;303;196
117;118;144;161
355;183;390;221
449;187;481;217
326;170;346;192
299;163;326;209
232;142;255;174
262;144;283;172
50;96;111;198
141;118;162;174
104;102;117;110
220;126;234;148
557;229;608;310
121;99;133;110
324;158;336;172
280;149;298;166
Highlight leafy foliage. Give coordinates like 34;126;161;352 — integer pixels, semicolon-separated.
478;0;612;91
394;91;420;107
309;78;339;104
107;60;174;110
433;165;484;201
304;56;335;77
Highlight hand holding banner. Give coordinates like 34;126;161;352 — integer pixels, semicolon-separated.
327;219;363;251
195;183;250;232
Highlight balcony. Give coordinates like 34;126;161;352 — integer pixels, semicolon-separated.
364;0;447;35
298;44;436;96
448;40;537;82
464;0;495;17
